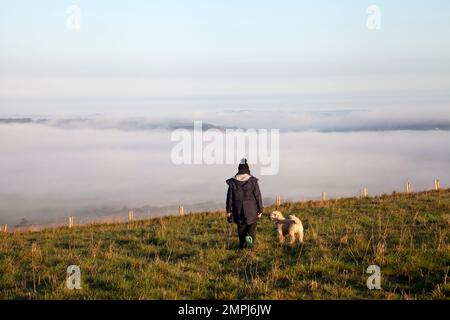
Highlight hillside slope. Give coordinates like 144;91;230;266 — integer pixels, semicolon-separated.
1;190;449;299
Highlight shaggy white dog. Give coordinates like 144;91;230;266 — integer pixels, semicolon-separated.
270;211;304;244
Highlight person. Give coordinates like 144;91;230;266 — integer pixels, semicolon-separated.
226;159;264;248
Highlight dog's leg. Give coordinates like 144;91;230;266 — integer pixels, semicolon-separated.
277;225;284;244
288;230;296;244
298;231;304;244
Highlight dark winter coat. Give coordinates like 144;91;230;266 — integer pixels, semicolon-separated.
226;175;264;224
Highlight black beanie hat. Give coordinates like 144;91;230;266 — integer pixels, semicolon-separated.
238;158;250;174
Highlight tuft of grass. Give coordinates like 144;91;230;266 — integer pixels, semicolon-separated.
0;190;449;299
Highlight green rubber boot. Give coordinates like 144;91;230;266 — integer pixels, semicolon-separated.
245;235;253;247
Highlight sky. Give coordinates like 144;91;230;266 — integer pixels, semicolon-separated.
1;1;450;226
1;0;450;105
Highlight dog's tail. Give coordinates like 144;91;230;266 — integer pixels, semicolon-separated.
289;215;302;224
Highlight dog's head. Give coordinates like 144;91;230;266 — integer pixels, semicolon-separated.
270;210;285;222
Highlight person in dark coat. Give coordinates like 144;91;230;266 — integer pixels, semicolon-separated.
226;159;264;248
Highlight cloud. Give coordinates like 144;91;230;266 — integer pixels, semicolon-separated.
2;105;450;132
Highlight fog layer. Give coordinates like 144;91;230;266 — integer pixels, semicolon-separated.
1;120;449;226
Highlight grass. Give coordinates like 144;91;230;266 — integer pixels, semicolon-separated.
0;190;449;299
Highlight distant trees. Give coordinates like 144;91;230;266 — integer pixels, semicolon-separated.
16;218;29;228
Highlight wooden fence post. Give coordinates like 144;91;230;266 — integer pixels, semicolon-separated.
322;192;327;201
362;187;368;198
276;195;281;209
434;179;440;191
128;209;134;222
406;182;411;194
179;206;184;216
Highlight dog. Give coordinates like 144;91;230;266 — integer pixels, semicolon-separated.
270;211;304;244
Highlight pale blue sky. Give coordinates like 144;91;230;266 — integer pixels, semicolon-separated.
0;0;449;104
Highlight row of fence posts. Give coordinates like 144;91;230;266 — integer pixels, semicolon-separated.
64;207;184;228
277;179;443;207
0;179;444;232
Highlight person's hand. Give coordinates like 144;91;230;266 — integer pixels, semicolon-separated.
227;212;233;223
257;212;263;219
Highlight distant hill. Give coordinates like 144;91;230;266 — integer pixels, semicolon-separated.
0;190;449;299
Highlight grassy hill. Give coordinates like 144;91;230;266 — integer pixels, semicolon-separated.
1;190;449;300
